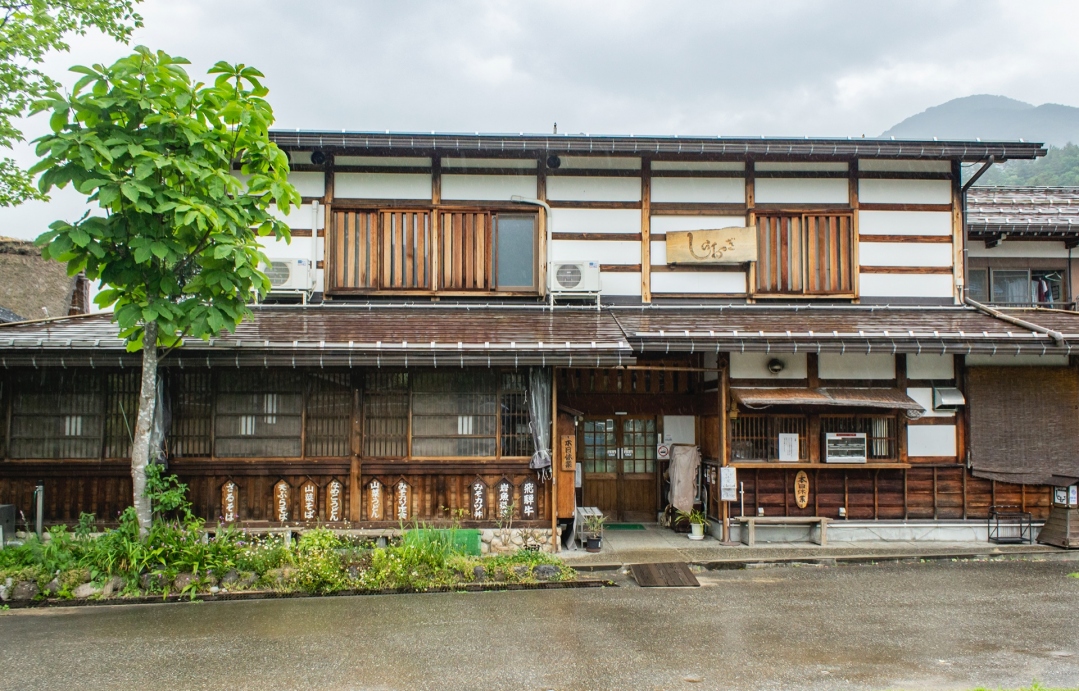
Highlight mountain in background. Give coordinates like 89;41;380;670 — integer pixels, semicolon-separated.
881;95;1079;186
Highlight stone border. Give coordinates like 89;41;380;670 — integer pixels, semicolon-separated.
2;578;617;609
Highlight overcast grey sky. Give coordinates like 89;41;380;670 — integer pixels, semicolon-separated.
2;0;1078;239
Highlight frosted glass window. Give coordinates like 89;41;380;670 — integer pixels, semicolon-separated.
495;215;536;289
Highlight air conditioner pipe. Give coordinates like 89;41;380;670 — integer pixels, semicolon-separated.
510;195;553;307
964;296;1066;345
34;480;44;539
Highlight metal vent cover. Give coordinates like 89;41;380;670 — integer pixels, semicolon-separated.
265;261;291;287
554;263;583;289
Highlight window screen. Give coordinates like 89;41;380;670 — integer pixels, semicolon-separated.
968;269;988;302
494;215;536;290
411;371;498;457
9;370;104;459
306;371;351;457
363;371;409;457
214;370;303;458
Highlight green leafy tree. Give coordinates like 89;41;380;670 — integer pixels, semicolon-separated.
975;143;1079;187
0;0;142;206
30;47;300;536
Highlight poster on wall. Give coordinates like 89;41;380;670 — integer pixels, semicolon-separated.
778;433;800;462
720;467;738;502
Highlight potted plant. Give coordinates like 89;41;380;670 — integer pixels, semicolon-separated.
677;509;709;540
583;514;606;552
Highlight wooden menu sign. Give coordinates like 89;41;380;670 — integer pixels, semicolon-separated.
368;479;383;520
221;481;238;523
560;435;576;472
666;227;756;265
521;479;538;519
301;480;318;521
395;480;411;521
326;480;344;522
273;480;290;522
794;471;810;509
471;479;487;520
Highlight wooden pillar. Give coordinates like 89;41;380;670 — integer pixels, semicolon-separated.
551;367;559;550
349;384;362;523
641;157;652;303
932;467;938;519
745;158;756;300
719;357;730;542
850;157;861;301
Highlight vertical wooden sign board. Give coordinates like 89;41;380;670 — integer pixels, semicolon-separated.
560;435;576;472
273;480;290;522
301;480;318;521
471;480;487;520
395;480;411;521
326;480;344;522
495;479;513;520
794;471;810;509
368;479;383;521
221;481;238;523
522;479;538;519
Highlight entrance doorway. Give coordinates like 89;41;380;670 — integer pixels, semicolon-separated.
580;416;657;522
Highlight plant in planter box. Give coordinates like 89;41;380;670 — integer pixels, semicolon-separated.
676;509;709;540
583;514;606;552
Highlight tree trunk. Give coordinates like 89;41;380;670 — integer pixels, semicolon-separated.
131;320;158;538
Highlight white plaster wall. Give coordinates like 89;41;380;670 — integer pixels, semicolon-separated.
966;239;1071;258
730;352;808;379
650;272;747;294
551;240;640;264
650;177;745;203
965;354;1070;367
269;202;325;229
441;158;536;169
858;211;952;236
650;216;746;234
703;352;719;382
559;156;640;170
546;176;641;202
652;160;744;171
756;162;848;172
858;274;954;298
906;354;954;380
440;174;538;201
907;425;956;457
335;155;430;167
857;159;951;173
663;415;696;444
818;353;895;379
287;171;325;198
754;178;849;204
859;242;953;267
858;179;951;204
598;271;641;296
334;172;431;199
906;387;953;418
259;235;310;259
552;208;641;234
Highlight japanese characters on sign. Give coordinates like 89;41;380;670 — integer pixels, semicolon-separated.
273;480;290;522
496;479;513;519
794;471;810;509
301;481;318;521
720;467;737;502
665;227;757;265
560;435;576;472
368;479;383;520
221;481;238;523
396;480;410;521
327;480;343;522
522;480;537;519
472;480;487;520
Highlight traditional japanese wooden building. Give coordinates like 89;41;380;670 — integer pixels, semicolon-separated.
2;134;1078;543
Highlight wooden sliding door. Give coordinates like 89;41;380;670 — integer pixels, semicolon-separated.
329;210;432;292
580;416;657;522
756;213;854;296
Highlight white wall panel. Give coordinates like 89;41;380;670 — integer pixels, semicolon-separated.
906;354;954;380
858;211;952;236
559;156;640;170
754;178;848;204
650;177;745;203
730;353;808;379
287;171;325;198
334;172;431;200
441;158;536;169
965;354;1070;367
552;240;640;264
756;161;847;172
859;242;952;267
650;216;746;233
258;235;308;258
651;271;747;294
859;179;951;204
440;174;538;201
967;240;1070;258
906;387;953;418
334;155;430;167
546;176;641;202
858;159;951;173
818;353;895;379
907;425;956;457
269;202;325;229
598;271;642;296
652;160;744;171
858;274;954;298
552;208;641;234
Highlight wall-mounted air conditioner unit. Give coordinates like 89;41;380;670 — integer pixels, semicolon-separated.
549;261;601;294
263;258;314;295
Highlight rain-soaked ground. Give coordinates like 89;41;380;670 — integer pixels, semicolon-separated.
1;558;1078;690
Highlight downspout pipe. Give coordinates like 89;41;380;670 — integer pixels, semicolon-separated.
960;157;995;304
964;296;1066;345
511;195;553;307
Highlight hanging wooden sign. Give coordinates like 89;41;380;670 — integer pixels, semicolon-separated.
221;481;238;523
495;479;514;520
794;471;810;509
273;480;290;522
665;227;757;265
395;480;411;521
326;480;344;522
521;479;538;519
471;480;487;520
560;435;576;472
368;479;383;520
301;480;318;521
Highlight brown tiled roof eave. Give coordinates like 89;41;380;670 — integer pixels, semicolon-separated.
966;186;1079;238
731;387;924;411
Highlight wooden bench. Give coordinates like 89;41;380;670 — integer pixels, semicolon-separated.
736;516;830;546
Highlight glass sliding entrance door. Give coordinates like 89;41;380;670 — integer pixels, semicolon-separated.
580;416;657;521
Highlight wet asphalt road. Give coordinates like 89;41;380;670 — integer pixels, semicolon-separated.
1;558;1078;691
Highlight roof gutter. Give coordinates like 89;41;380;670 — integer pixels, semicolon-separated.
964;297;1066;345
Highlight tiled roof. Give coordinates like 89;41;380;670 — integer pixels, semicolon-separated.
966;186;1079;238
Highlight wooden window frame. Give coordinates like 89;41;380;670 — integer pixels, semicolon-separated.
754;211;856;298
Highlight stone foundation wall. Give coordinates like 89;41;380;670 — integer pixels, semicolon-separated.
479;527;561;554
